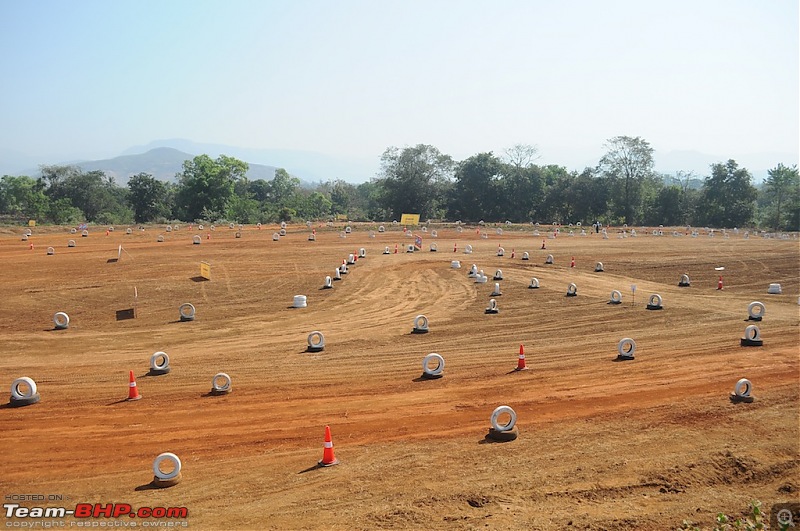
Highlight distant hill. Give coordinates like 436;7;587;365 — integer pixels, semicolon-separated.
74;147;278;186
122;139;378;183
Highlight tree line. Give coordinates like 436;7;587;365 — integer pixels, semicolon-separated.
1;137;797;230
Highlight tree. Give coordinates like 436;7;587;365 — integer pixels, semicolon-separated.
698;160;758;228
128;173;169;223
449;153;502;221
377;145;453;220
269;168;300;205
762;163;799;230
598;136;655;225
503;144;540;169
175;155;248;221
0;175;50;220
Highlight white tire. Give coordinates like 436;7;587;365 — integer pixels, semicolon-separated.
212;373;232;392
490;405;517;432
610;290;622;303
648;294;663;307
11;377;37;399
744;325;761;341
192;235;201;244
153;453;182;481
422;353;444;376
413;315;429;330
617;338;636;358
734;378;752;398
150;352;170;371
308;331;325;349
747;301;765;320
53;312;70;329
567;283;577;296
179;303;196;320
464;244;473;254
529;277;540;288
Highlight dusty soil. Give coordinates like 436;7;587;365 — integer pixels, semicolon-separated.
1;223;798;530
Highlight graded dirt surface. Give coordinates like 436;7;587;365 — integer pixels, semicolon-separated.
1;223;798;530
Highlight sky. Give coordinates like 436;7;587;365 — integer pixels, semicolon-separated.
0;0;797;180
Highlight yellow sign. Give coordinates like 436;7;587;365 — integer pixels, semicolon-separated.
200;261;211;280
336;214;348;221
400;213;420;226
28;220;36;227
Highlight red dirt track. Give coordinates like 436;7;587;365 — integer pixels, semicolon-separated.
1;224;798;530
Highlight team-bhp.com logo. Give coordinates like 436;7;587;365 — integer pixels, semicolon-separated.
5;503;188;525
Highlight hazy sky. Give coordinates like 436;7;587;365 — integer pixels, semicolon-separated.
1;0;797;175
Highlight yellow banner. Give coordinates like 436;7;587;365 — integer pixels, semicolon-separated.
28;220;36;227
200;261;211;280
336;214;348;221
400;213;420;226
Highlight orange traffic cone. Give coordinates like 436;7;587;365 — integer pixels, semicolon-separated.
511;248;515;259
207;233;211;240
394;244;398;254
318;425;339;467
127;370;141;401
106;230;109;236
541;240;546;250
515;344;528;371
453;243;457;252
353;250;358;262
29;243;34;250
717;276;723;290
570;256;575;268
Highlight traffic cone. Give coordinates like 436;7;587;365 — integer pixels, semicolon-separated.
453;243;457;253
318;425;339;467
515;344;528;371
353;250;358;262
127;370;141;401
717;276;723;290
394;244;398;254
29;243;34;250
207;233;211;240
106;230;109;236
570;256;575;268
511;248;515;259
541;240;546;250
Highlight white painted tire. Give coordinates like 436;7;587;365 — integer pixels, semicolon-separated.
648;294;663;307
280;221;287;229
192;235;201;245
595;261;604;272
47;247;54;255
150;351;170;371
545;254;553;264
617;338;636;358
53;312;70;329
422;353;444;376
567;283;577;296
212;373;232;393
345;226;352;234
378;225;385;232
359;248;366;258
734;378;752;398
68;239;76;247
308;331;325;349
431;230;438;238
494;269;503;280
324;276;332;288
413;315;429;331
747;302;765;320
744;325;761;341
490;405;517;432
610;290;622;304
464;244;473;254
11;377;37;399
179;303;196;320
157;235;165;242
81;230;88;237
153;453;182;481
529;277;540;288
273;232;280;241
293;295;307;308
451;260;461;269
430;243;437;251
198;224;204;230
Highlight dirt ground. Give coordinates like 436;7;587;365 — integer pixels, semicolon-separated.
1;223;798;530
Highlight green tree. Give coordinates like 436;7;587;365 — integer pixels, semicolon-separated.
175;155;248;221
128;173;169;223
449;152;502;221
48;197;83;224
698;160;758;228
598;136;655;225
762;163;799;230
269;168;301;205
376;145;453;220
0;175;50;220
